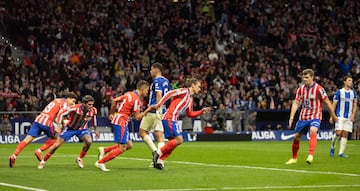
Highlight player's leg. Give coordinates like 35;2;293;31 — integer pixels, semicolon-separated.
9;122;45;167
34;138;56;161
338;120;352;157
307;120;321;164
38;137;65;169
154;120;182;169
76;131;93;168
139;113;157;152
330;119;342;156
285;120;305;164
9;135;35;167
95;124;128;171
154;121;165;149
338;131;349;157
38;127;73;169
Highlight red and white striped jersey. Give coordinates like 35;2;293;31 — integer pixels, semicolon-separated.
61;103;97;130
295;82;328;120
158;88;203;121
111;91;142;127
34;98;68;127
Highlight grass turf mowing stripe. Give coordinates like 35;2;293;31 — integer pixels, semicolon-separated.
0;182;48;191
3;154;359;177
119;157;360;177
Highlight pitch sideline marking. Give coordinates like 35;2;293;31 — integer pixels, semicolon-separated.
2;154;359;177
119;156;360;177
0;182;48;191
128;184;360;191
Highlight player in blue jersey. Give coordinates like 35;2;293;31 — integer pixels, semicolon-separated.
97;63;171;167
138;62;170;167
330;75;357;157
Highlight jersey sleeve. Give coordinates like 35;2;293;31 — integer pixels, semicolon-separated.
91;107;97;127
318;85;328;101
295;87;302;102
186;98;203;117
333;90;340;101
158;88;187;107
133;96;142;113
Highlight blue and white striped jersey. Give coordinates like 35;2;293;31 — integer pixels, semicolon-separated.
333;88;357;118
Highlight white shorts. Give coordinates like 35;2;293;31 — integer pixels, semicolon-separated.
335;117;353;133
139;112;163;132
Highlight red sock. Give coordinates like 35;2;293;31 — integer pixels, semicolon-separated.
14;141;28;156
98;147;123;163
40;139;55;152
309;134;317;156
43;153;53;161
104;144;119;153
79;151;87;158
292;139;300;159
160;139;178;160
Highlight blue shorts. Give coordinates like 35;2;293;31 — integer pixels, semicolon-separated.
162;120;181;139
294;119;321;134
113;124;129;144
27;122;55;138
60;127;90;141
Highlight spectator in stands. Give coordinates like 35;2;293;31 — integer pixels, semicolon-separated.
353;107;360;140
244;111;257;132
230;104;242;132
215;103;227;130
0;114;12;135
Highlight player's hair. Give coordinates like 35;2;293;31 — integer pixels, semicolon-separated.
152;62;163;72
185;77;200;87
343;75;352;82
136;80;150;89
65;92;78;99
302;69;314;77
81;95;95;103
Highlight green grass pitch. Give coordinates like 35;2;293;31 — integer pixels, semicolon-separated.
0;141;359;191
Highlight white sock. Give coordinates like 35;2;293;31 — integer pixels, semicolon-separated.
143;135;157;151
339;137;347;154
331;134;339;149
158;142;165;150
37;148;42;153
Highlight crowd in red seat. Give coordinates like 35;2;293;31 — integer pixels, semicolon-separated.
0;0;360;127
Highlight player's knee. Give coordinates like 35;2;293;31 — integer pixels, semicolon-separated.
126;142;133;150
176;136;183;145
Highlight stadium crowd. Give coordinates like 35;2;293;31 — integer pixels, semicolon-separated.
1;0;360;131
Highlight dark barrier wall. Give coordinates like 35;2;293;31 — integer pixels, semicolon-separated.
9;117;140;135
255;110;332;131
197;134;252;141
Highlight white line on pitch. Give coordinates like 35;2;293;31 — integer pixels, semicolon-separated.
0;182;48;191
2;154;359;177
222;184;360;190
119;157;360;177
127;184;360;191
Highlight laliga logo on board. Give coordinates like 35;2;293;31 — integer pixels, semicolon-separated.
252;131;276;140
0;135;21;144
307;131;334;140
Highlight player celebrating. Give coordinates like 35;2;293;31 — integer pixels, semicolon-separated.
9;92;77;168
38;95;99;169
138;63;171;167
330;75;357;157
152;78;211;169
285;69;338;165
95;80;155;171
